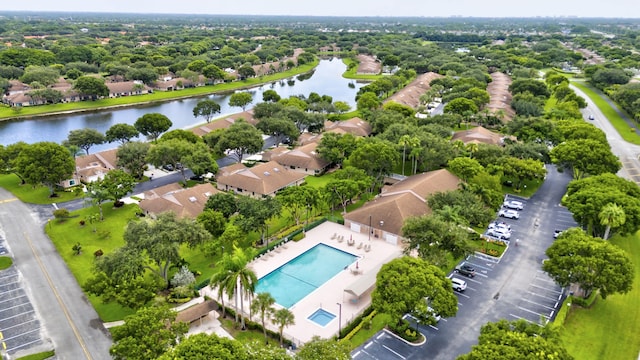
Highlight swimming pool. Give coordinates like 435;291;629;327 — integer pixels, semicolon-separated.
308;308;336;326
255;243;357;308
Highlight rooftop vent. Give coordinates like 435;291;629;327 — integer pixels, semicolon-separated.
264;171;270;176
188;196;197;203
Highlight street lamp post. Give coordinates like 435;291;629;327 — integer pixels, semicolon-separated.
368;215;372;241
337;302;342;338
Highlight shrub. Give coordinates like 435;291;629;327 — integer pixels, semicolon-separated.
79;220;85;226
292;232;305;241
53;208;70;221
171;265;196;288
72;242;82;255
93;249;103;258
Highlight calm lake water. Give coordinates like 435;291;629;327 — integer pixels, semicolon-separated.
0;58;364;152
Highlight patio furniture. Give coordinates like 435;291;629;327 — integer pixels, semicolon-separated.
331;233;337;240
357;242;363;249
364;244;371;252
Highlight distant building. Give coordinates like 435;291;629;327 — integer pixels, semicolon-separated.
139;183;218;219
215;161;306;198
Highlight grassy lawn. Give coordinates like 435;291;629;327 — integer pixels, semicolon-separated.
571;81;640;145
341;58;383;81
501;177;544;198
0;256;12;270
45;202;141;321
345;312;392;348
219;317;282;347
0;61;318;121
15;351;55;360
0;174;82;204
560;231;640;360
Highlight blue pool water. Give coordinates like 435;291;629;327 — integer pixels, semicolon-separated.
255;243;357;308
308;308;336;326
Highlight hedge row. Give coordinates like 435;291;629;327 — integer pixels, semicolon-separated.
339;306;376;341
218;302;293;347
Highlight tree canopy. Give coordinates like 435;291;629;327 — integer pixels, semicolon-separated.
543;228;634;299
134;113;173;142
12;142;75;195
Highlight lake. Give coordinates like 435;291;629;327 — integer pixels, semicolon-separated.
0;58;364;152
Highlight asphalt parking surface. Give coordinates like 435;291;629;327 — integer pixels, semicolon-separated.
0;234;45;356
351;165;577;360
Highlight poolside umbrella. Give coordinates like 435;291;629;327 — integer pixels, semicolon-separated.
356;261;359;269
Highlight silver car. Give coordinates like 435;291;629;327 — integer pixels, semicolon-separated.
487;227;511;240
499;209;520;219
503;200;524;210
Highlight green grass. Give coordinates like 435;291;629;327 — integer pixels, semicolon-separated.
345;312;392;348
45;202;141;321
0;256;13;270
571;81;640;145
219;317;281;347
341;58;383;80
0;61;318;121
560;231;640;360
501;177;544;198
0;174;81;204
15;351;55;360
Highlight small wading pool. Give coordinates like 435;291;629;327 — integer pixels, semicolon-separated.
308;308;336;326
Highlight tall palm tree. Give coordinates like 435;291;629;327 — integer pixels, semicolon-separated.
272;308;295;347
599;203;626;240
209;254;237;319
227;246;257;329
251;292;276;344
399;135;411;176
465;143;479;158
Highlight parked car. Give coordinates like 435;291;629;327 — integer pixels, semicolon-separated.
487;227;512;240
455;263;476;278
503;200;524;210
499;209;520;219
554;229;563;239
588;114;595;120
451;277;467;292
488;221;511;231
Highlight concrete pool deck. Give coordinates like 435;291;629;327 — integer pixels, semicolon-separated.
202;221;404;345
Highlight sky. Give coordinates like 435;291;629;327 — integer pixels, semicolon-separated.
1;0;640;18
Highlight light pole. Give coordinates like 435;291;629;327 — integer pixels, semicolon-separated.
336;302;342;338
368;215;372;241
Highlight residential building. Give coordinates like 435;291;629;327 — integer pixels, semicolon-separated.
61;148;119;187
138;183;218;219
270;142;330;175
451;126;509;146
343;169;461;245
215;161;306;198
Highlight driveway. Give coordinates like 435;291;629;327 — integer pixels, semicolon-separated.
0;189;113;359
352;165;576;359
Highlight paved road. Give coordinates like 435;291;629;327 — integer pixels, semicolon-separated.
571;82;640;185
0;188;113;360
352;166;576;359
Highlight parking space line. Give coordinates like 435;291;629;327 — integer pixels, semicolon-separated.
376;333;385;340
3;328;40;342
0;310;34;324
518;306;550;319
0;319;38;332
529;291;560;302
5;337;42;352
521;298;556;310
0;303;33;314
382;344;406;359
509;314;536;324
456;292;470;299
529;283;562;295
0;294;28;306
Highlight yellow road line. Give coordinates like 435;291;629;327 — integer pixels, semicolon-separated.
24;232;92;360
0;198;17;204
0;331;5;350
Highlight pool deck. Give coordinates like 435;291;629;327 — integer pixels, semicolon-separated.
202;221;404;346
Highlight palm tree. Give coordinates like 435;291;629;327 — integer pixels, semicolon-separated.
398;135;411;176
272;308;295;347
209;255;237;319
465;143;479;158
227;246;257;329
599;203;626;240
251;292;276;344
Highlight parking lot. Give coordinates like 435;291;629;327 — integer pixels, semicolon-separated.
351;167;577;359
0;234;45;356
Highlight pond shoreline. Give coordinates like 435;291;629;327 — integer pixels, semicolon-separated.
0;63;327;122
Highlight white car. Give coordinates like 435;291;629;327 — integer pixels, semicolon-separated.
451;277;467;292
488;221;511;231
503;200;524;210
487;227;512;240
499;209;520;219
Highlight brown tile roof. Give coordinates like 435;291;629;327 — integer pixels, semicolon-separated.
344;169;461;236
486;72;515;122
139;183;218;219
75;149;119;179
344;193;429;236
451;126;505;146
216;160;306;196
384;72;443;109
382;169;461;200
297;132;323;145
105;81;153;94
324;117;372;137
271;142;330;171
261;146;290;162
191;111;258;137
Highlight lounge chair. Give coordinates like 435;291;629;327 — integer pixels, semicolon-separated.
357;242;363;249
364;244;371;252
331;233;337;240
338;235;344;243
